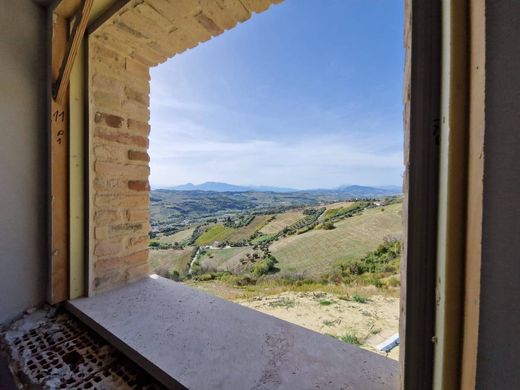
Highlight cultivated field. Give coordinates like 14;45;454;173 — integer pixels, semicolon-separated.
195;224;233;246
198;246;263;273
270;203;402;277
149;247;193;277
196;215;272;245
323;201;355;210
259;211;304;234
157;227;195;245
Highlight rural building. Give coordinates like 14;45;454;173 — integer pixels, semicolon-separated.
1;0;519;388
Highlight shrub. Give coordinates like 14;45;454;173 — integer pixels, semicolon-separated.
319;300;333;306
193;273;214;282
340;333;361;345
167;270;180;281
322;222;335;230
268;297;295;308
352;294;368;304
386;276;400;287
251;254;279;277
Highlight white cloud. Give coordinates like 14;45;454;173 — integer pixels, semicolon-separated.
148;122;403;189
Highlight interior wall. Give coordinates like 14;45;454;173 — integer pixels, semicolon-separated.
477;1;520;388
0;0;48;323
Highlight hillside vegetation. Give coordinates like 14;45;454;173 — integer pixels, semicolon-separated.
149;197;402;289
148;193;403;358
271;203;401;278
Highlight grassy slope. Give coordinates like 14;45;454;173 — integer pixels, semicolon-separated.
260;211;304;234
323;201;354;210
157;227;195;245
199;246;262;273
149;247;194;276
270;203;402;278
226;215;271;242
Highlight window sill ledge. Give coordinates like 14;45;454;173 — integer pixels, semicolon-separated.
67;276;399;389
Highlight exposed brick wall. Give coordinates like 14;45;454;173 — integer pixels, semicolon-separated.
88;0;283;294
89;39;152;293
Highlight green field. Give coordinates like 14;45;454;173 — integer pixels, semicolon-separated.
196;215;271;245
270;203;402;278
149;247;194;277
260;211;304;234
150;200;403;285
195;225;234;246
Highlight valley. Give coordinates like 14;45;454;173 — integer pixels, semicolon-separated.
149;186;403;358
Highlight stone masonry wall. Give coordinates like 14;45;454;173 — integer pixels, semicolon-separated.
88;0;283;294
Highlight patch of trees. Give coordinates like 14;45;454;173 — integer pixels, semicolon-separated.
323;236;401;287
251;254;279;277
322;202;372;224
187;224;208;245
223;214;255;228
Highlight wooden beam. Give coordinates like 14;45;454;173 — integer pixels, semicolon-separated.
401;0;441;387
54;0;82;18
87;0;130;35
54;0;93;104
461;0;485;387
50;12;70;304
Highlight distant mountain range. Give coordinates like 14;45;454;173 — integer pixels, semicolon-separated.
160;182;402;196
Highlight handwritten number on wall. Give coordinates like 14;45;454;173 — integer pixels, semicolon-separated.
53;110;65;145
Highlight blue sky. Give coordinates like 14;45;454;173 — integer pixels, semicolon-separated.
149;0;404;190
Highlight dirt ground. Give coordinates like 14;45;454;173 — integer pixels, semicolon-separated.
235;291;400;360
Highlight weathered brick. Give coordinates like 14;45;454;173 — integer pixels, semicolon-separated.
130;45;167;67
95;194;149;209
94;144;127;162
92;42;124;66
127;209;149;222
95;210;124;225
94;239;124;257
94;112;124;128
219;0;252;23
95;249;149;274
125;57;150;79
241;0;272;13
125;262;150;281
128;234;149;251
95;222;145;240
196;12;224;36
93;91;123;112
201;1;238;30
93;260;149;292
128;180;150;191
123;99;149;121
125;86;149;105
127;119;150;135
93;269;122;291
128;150;150;162
95;161;149;179
95;128;149;148
94;177;128;193
92;74;125;94
92;60;149;92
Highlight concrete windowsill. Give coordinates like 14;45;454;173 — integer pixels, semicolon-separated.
67;276;399;389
